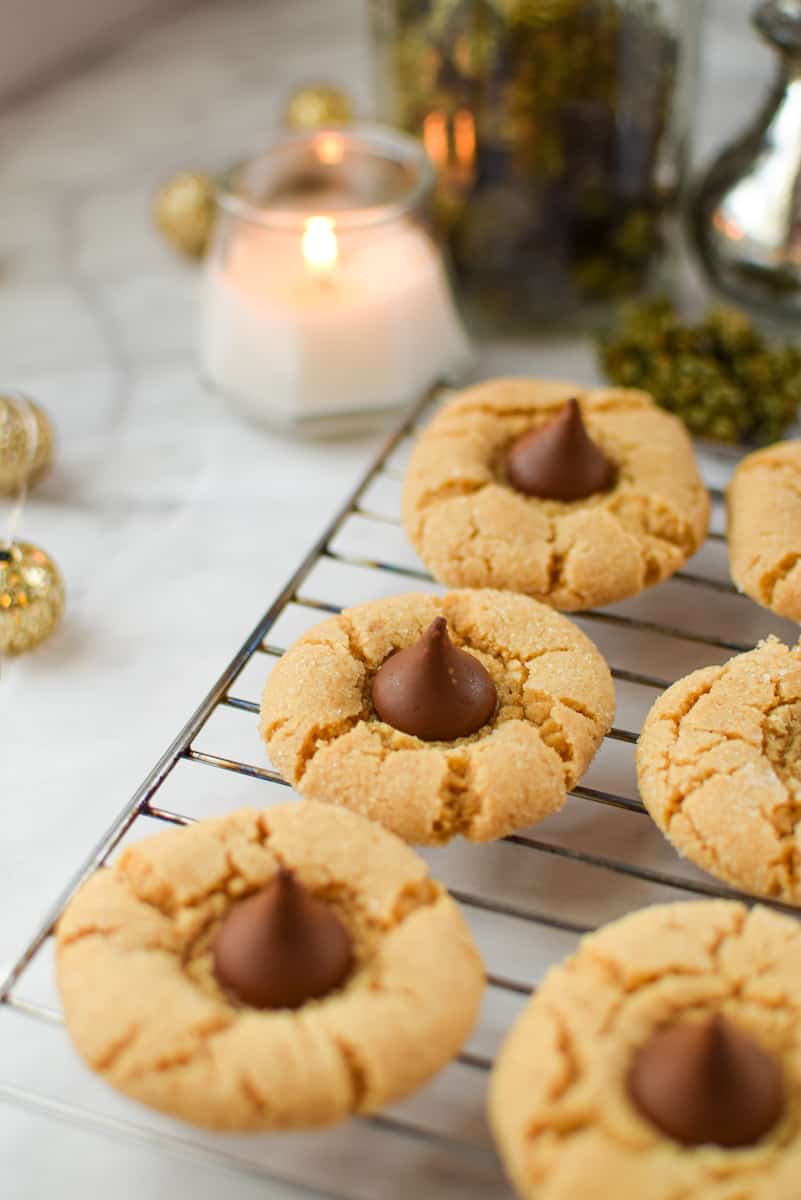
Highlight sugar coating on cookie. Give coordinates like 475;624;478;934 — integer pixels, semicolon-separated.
728;440;801;621
637;637;801;905
260;589;615;844
402;379;709;612
56;802;485;1131
490;901;801;1200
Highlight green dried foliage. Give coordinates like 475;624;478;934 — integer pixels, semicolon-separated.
600;299;801;444
379;0;677;319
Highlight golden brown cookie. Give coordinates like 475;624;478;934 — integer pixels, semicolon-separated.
490;900;801;1200
728;440;801;621
260;589;615;844
637;637;801;905
402;379;709;611
56;802;484;1131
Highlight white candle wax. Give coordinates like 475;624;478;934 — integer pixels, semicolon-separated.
199;216;470;425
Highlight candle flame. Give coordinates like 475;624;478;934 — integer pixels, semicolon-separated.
454;108;476;169
303;216;338;276
316;132;345;165
423;111;448;169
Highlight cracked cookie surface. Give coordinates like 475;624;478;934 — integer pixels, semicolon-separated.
637;638;801;905
56;802;485;1130
402;379;710;612
490;900;801;1200
728;441;801;621
260;589;615;845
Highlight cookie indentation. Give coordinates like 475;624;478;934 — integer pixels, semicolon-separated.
764;701;801;797
371;617;497;742
505;398;615;501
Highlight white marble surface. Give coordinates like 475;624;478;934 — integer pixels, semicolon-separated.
0;0;779;1194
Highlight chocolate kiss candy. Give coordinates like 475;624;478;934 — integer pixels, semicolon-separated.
212;869;354;1010
371;616;496;741
628;1014;785;1148
506;397;615;501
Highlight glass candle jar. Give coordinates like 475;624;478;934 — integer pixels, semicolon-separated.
371;0;704;331
200;125;470;433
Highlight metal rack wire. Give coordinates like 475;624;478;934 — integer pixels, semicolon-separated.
2;388;800;1200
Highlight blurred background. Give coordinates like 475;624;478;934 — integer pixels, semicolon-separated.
0;1;770;158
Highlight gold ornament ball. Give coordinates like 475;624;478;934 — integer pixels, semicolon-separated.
0;542;65;655
153;171;217;258
0;396;53;495
284;84;353;131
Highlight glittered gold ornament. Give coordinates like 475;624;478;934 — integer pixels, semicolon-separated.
283;84;353;131
153;171;217;258
0;542;64;654
0;396;53;495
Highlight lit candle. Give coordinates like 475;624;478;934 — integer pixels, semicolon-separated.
199;128;470;430
302;216;338;281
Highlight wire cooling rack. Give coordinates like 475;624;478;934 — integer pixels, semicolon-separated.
3;388;801;1200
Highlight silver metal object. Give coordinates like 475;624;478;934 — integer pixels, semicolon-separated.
1;390;799;1198
691;0;801;319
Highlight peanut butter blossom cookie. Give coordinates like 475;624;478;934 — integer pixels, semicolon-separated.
260;589;615;844
56;802;485;1130
728;440;801;621
637;637;801;905
490;901;801;1200
403;379;710;611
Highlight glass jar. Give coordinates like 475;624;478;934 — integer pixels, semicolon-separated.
371;0;703;331
199;126;470;435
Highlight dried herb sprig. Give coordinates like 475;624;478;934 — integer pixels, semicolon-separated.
600;299;801;444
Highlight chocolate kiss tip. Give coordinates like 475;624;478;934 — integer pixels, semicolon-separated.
427;615;448;640
506;396;615;502
628;1014;785;1148
212;869;354;1011
371;616;497;742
